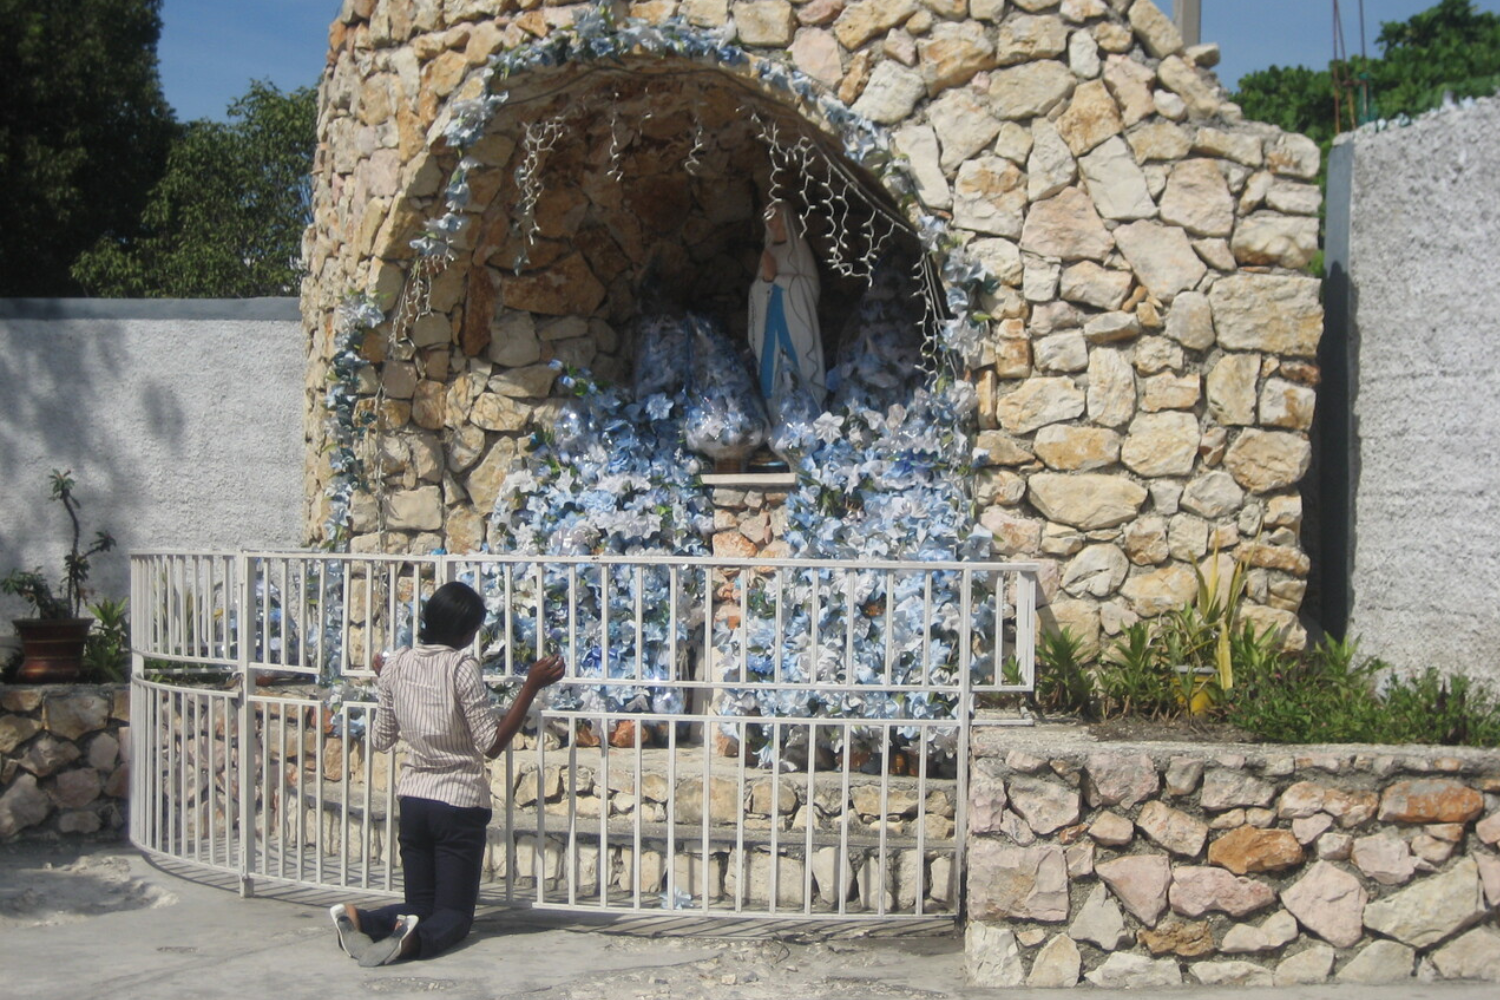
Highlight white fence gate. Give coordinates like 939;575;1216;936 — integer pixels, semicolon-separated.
130;550;1037;921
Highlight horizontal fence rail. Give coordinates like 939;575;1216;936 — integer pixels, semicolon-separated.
131;550;1038;921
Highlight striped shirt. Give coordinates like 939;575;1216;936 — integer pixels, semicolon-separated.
371;643;499;809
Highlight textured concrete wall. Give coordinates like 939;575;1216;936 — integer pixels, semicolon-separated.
1341;97;1500;682
0;300;305;637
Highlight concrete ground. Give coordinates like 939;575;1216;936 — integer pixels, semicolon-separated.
0;841;1493;1000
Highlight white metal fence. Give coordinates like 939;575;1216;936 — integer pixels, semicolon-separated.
130;550;1037;921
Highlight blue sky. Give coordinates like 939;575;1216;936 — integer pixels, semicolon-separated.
159;1;1500;122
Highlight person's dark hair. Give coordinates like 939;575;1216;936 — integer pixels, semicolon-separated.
419;582;485;647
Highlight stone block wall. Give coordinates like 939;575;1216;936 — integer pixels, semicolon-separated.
305;0;1324;648
965;725;1500;987
0;686;130;840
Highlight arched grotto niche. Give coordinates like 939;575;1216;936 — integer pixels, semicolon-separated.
314;50;950;563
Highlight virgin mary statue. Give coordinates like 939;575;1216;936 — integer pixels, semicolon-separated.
747;202;826;406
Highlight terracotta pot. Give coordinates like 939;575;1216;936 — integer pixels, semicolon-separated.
13;617;93;683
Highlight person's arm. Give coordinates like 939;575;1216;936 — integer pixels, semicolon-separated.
485;655;565;759
370;664;399;752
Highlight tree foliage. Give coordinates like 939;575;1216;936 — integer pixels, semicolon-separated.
72;82;316;298
0;0;176;297
1233;0;1500;147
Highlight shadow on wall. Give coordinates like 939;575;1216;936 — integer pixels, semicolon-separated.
0;299;305;629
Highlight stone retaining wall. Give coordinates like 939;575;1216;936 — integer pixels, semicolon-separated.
965;724;1500;987
0;685;130;840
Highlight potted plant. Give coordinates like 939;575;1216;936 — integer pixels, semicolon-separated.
1;470;116;683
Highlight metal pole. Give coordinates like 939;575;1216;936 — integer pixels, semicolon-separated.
1174;0;1201;47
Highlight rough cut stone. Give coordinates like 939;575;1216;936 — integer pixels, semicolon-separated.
42;693;111;741
966;922;1026;987
1231;212;1320;269
1163;290;1215;350
0;716;40;754
996;377;1086;434
1200;769;1276;811
1322;787;1379;828
1205;352;1260;426
1033;427;1119;473
1209;274;1323;357
1020;186;1114;260
988;60;1077;119
1223;430;1312;494
1362;857;1486;949
833;0;918;49
1121;411;1199;477
0;773;53;838
1209;826;1304;874
1266;132;1322;179
1259;377;1317;430
1336;940;1414;984
1169;865;1275;918
1086;953;1182;989
1083;310;1141;344
1432;927;1500;982
1086;347;1136;427
1006;775;1082;835
1088;810;1136;846
737;1;796;45
1113;220;1206;303
953;156;1028;237
1071;883;1131;949
850;60;927;123
893;124;950;210
1056;79;1123;155
1193;127;1265;167
1275;944;1336;986
1142;373;1199;411
1120;564;1197;616
1181;471;1244;518
967;841;1070;922
1137;800;1208;857
1139;916;1214;957
1025;121;1076;203
1129;0;1183;57
1159;158;1234;237
50;767;103;809
1080;136;1156;220
1221;909;1299;954
995;13;1069;66
929;88;1003;169
1029;473;1147;530
1027;933;1082;988
1059;260;1132;310
918;21;996;95
1351;833;1417;886
1156;55;1219;118
1378;779;1485;824
1282;860;1368;948
18;736;81;778
1096;853;1172;927
1068;27;1101;79
1061;544;1129;598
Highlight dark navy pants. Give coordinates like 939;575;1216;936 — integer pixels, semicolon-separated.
363;796;491;960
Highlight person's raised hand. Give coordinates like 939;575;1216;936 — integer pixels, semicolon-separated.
524;654;565;690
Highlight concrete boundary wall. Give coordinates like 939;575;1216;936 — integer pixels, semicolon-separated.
0;299;305;638
1323;97;1500;683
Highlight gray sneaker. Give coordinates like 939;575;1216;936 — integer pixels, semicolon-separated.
329;904;373;960
358;913;419;968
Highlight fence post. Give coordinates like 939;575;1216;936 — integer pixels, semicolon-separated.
237;553;256;898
